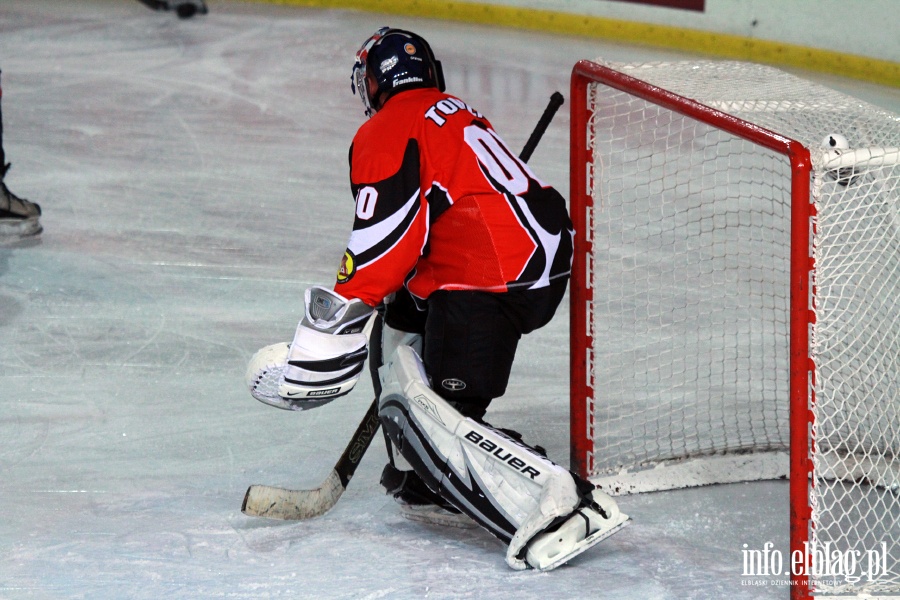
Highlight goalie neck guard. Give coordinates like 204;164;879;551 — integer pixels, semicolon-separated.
351;27;446;117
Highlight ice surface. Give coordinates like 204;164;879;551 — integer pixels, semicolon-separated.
1;1;897;598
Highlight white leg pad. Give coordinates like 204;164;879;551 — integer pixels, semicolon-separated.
379;345;614;570
381;324;423;359
380;325;423;473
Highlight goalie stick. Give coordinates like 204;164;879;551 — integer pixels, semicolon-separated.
519;91;564;163
241;92;565;520
241;395;382;519
242;310;384;520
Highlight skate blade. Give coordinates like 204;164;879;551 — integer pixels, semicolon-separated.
0;217;42;239
530;514;631;572
399;503;477;529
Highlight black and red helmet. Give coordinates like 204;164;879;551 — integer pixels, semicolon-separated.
351;27;446;117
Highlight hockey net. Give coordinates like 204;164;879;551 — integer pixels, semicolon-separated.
569;59;900;598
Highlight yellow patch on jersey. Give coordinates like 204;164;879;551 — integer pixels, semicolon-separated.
336;250;356;284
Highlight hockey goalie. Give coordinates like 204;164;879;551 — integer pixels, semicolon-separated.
245;27;629;571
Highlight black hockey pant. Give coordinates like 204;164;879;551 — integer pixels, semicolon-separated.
384;276;568;420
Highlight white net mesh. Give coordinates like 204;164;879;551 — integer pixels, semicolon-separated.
583;60;900;595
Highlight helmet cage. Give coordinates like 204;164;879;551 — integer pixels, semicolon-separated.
351;27;389;117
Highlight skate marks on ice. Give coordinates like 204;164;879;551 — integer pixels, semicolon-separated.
1;1;897;599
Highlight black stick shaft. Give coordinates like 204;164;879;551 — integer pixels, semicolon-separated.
334;311;384;488
519;91;564;163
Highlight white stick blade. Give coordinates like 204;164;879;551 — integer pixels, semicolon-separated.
242;470;343;520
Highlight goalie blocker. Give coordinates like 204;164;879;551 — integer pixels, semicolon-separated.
378;344;629;571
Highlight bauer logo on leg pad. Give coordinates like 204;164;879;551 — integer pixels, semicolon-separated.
464;431;541;480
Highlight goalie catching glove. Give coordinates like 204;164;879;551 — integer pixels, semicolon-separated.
246;286;374;410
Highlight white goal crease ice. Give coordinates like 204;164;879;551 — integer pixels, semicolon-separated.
568;59;900;599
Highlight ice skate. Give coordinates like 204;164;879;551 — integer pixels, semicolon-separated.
524;488;630;571
382;464;476;529
0;165;41;238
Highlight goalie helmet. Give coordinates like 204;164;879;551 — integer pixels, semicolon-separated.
351;27;446;117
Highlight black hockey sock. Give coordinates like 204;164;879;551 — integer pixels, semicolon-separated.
380;464;460;512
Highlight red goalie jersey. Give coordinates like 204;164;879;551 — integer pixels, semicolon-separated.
335;87;573;307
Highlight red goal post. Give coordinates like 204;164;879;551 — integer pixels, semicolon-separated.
568;58;900;599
